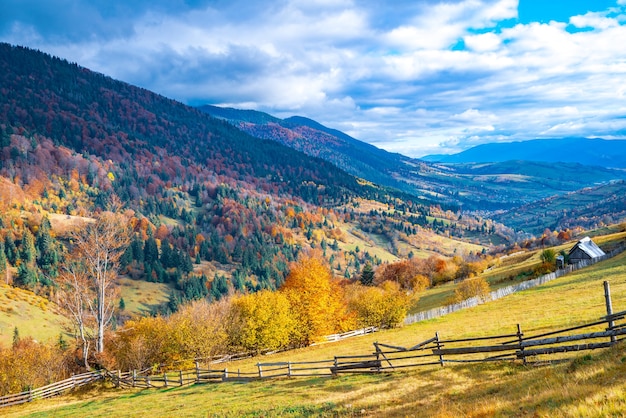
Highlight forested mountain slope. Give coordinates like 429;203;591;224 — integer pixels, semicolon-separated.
0;43;491;307
199;105;626;210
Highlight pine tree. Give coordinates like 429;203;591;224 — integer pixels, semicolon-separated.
5;234;17;265
15;263;38;288
143;236;158;265
0;241;6;278
36;217;58;276
360;262;375;286
19;229;36;265
12;327;20;348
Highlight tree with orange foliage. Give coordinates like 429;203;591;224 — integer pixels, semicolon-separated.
281;254;351;346
375;259;422;290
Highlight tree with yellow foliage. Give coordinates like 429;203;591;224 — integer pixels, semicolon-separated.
229;290;294;353
281;255;352;346
344;281;411;328
452;276;491;303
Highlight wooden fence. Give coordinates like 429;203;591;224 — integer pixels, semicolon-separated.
315;326;378;344
256;281;626;376
0;370;104;408
2;271;625;409
405;244;626;325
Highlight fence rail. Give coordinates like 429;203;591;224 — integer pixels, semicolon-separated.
0;370;104;408
1;256;625;410
405;244;626;325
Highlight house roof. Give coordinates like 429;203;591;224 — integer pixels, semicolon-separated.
568;236;606;259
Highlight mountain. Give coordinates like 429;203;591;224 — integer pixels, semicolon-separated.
199;105;626;210
422;138;626;168
198;104;426;200
492;180;626;235
0;43;509;303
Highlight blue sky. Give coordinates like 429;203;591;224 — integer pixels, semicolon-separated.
1;0;626;157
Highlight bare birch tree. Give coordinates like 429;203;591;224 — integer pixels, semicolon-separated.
55;261;93;368
70;210;131;355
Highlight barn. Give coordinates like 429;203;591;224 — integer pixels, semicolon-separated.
568;237;606;264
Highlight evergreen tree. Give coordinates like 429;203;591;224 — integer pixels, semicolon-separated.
360;262;375;286
131;237;144;263
12;327;19;348
4;234;16;265
15;263;38;288
19;229;36;265
143;236;159;265
210;274;229;300
35;217;58;277
160;241;172;268
58;333;68;351
181;252;194;275
0;241;6;277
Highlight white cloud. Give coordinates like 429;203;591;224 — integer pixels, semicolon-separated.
464;32;502;51
2;0;626;158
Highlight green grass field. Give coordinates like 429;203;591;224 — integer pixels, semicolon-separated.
6;241;626;417
0;284;68;347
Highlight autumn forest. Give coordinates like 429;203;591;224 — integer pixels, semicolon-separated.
0;43;625;395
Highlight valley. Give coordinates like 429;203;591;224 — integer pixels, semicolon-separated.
0;42;625;416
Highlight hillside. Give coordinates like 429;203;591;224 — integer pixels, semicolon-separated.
493;180;626;234
6;243;626;417
199;105;626;210
423;137;626;168
0;43;517;312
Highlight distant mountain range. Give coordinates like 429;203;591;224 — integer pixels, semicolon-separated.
422;138;626;168
199;105;626;210
1;41;624;245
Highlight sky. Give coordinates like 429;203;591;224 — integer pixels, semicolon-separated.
1;0;626;158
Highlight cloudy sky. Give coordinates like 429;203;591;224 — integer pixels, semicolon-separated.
2;0;626;157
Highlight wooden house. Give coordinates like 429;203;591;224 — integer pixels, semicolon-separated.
568;237;605;264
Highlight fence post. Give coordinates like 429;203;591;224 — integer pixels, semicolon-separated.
179;370;184;386
288;362;292;378
224;368;228;380
195;361;200;382
373;342;381;372
163;372;168;388
132;370;136;388
116;370;121;388
435;332;444;367
257;363;263;378
517;324;526;366
604;281;617;343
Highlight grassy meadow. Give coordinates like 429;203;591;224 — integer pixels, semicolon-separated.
0;284;68;347
5;241;626;417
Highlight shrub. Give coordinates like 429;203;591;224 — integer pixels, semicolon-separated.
452;277;491;303
0;338;72;396
344;281;411;329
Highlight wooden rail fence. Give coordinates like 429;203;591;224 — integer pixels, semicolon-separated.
405;244;626;325
1;282;624;409
0;370;104;408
